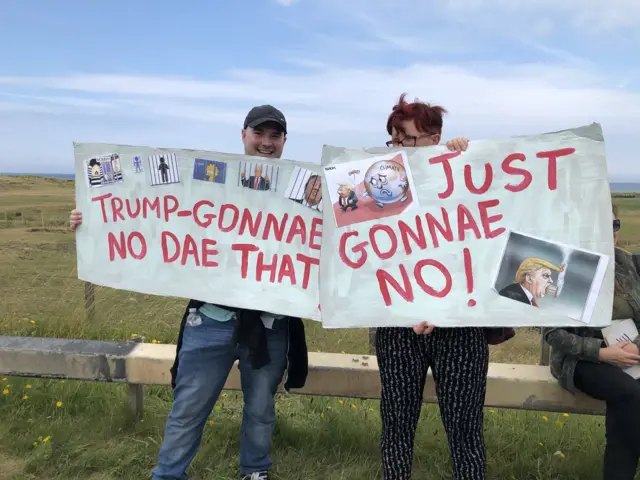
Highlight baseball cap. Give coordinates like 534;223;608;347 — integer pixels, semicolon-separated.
244;105;287;134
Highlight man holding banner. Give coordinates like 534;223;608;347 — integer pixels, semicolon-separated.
70;104;308;480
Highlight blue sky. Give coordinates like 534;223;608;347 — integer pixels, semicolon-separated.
0;0;639;179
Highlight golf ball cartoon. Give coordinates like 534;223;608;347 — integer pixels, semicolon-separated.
362;159;409;208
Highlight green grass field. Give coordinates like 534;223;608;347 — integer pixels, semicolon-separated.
1;175;639;479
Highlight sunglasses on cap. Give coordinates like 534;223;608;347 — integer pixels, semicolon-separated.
614;219;621;232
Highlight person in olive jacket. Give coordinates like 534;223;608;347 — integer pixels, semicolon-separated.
545;203;640;480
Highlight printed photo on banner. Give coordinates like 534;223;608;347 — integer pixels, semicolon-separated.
148;153;180;186
323;151;419;228
132;155;144;173
86;153;124;188
237;160;279;192
284;166;323;212
193;158;227;184
493;230;609;324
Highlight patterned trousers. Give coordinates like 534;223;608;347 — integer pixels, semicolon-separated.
376;326;489;480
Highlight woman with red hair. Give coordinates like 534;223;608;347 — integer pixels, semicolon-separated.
376;93;488;480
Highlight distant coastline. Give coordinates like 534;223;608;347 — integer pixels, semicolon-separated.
1;172;640;193
1;172;74;180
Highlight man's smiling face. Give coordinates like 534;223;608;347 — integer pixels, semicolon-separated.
242;122;286;159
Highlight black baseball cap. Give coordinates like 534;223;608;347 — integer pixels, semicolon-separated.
244;105;287;134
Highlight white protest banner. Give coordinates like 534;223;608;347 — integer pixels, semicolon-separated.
319;123;614;328
73;143;323;321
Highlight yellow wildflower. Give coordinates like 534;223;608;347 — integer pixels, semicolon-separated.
563;413;569;417
555;420;564;428
43;436;51;443
23;395;28;401
33;442;38;447
554;451;566;459
542;415;549;422
351;404;356;409
25;385;32;389
214;404;221;412
1;378;6;381
538;442;544;446
30;320;36;325
320;412;325;418
489;409;495;414
207;420;215;425
2;388;9;395
338;400;344;405
56;401;63;408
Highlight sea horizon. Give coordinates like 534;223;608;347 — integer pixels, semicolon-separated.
2;172;640;193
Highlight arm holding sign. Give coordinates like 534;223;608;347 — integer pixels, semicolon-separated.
70;209;82;230
445;137;469;152
413;321;435;335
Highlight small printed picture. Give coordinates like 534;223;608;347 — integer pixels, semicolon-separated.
284;166;323;212
493;230;609;324
193;158;227;184
148;153;180;186
237;161;279;192
86;153;124;188
322;151;418;228
132;155;144;173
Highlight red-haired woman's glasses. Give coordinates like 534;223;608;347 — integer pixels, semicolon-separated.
613;219;621;232
386;133;434;147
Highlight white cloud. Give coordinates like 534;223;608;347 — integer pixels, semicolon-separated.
1;61;638;141
0;101;53;114
431;0;640;33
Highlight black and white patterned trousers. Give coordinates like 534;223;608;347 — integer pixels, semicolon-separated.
376;326;489;480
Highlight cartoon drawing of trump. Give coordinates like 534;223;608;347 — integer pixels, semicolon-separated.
337;182;358;212
498;257;564;307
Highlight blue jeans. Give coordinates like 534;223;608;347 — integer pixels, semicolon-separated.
151;314;289;479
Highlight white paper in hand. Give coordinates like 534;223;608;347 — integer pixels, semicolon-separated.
602;319;640;379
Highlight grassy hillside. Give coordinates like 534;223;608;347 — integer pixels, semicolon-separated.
0;175;638;479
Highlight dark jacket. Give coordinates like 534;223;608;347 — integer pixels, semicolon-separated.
498;282;533;306
170;299;309;392
545;247;640;393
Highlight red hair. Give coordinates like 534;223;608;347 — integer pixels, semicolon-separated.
386;93;448;136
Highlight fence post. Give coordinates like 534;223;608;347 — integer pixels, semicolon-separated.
84;282;95;321
128;336;145;420
368;328;376;354
539;327;550;366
